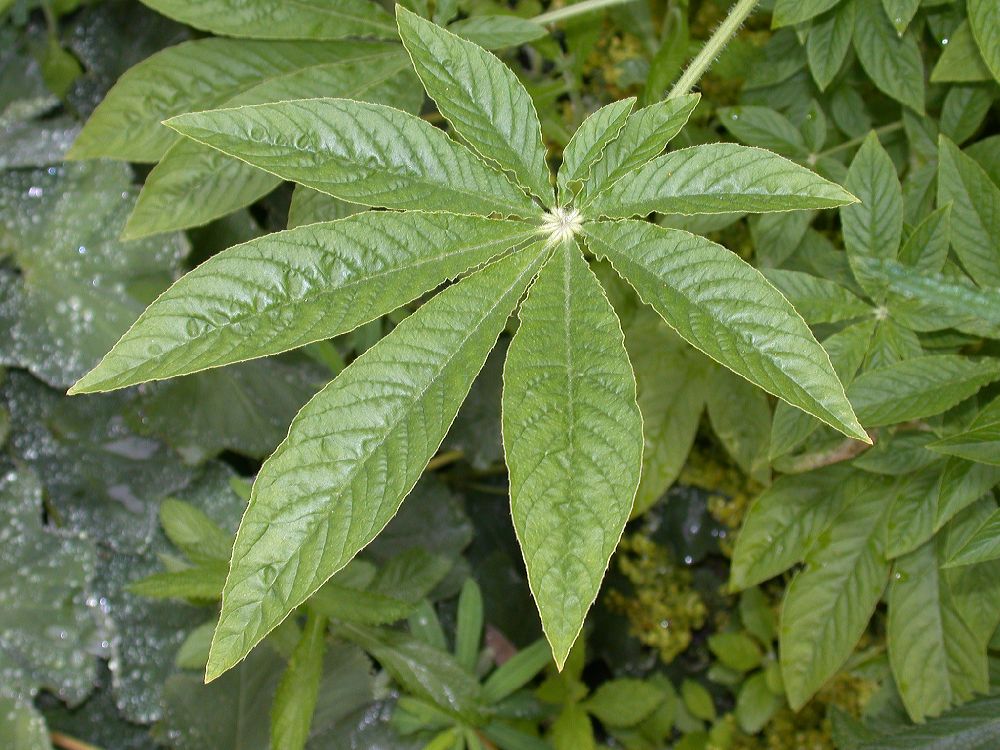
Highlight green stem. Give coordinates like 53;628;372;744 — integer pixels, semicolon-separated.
814;121;904;159
40;0;58;39
533;0;639;26
668;0;760;99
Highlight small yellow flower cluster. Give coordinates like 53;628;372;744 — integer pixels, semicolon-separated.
605;534;708;663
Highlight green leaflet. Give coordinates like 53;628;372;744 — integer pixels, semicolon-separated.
736;673;782;734
852;0;925;113
841;132;902;297
884;468;945;560
849;695;1000;750
898;204;951;273
123;139;280;240
704;366;772;485
730;466;851;590
938;135;1000;287
503;240;642;668
968;0;1000;84
165;98;539;217
340;624;482;718
769;320;875;460
122;55;420;239
159;498;233;564
584;679;665;728
586;144;857;217
941;86;994;147
397;8;552;203
806;1;855;91
71;212;535;393
889;539;988;722
882;0;919;35
287;186;361;229
624;309;709;515
717;106;808;157
771;0;841;28
128;564;228;600
931;21;993;84
137;0;395;40
762;269;870;325
929;396;1000;467
270;612;327;750
779;476;892;710
454;579;483;672
576;95;700;204
480;640;552;704
446;15;547;49
205;246;544;681
68;39;403;163
945;511;1000;568
847;355;1000;427
557;98;635;203
583;220;867;442
940;502;1000;644
936;459;1000;532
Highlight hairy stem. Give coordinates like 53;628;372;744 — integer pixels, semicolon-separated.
668;0;760;99
533;0;639;26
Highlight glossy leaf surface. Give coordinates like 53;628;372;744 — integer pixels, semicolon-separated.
398;8;551;202
583;220;866;441
503;240;642;667
206;247;543;681
587;144;857;217
166;98;539;217
72;212;535;393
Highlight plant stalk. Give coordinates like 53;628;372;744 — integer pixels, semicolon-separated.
533;0;639;26
814;121;904;159
50;733;103;750
668;0;760;99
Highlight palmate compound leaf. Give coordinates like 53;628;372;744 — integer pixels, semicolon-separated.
69;212;537;394
164;98;540;218
582;220;868;442
397;7;552;203
584;144;858;217
502;239;642;667
204;246;546;681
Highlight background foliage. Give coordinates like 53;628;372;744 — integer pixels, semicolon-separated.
1;0;999;749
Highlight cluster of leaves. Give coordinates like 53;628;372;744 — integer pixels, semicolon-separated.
2;0;1000;749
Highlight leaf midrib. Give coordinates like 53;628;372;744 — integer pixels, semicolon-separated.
217;251;540;665
171;103;535;218
584;223;848;430
90;225;536;389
